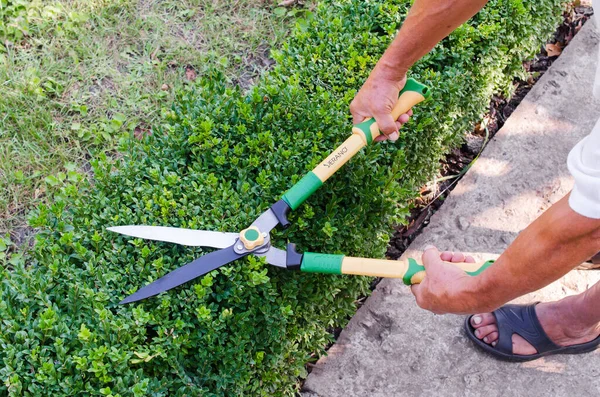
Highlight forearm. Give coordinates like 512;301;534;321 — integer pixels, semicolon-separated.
467;194;600;312
375;0;489;81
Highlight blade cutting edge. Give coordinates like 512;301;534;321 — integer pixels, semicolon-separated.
119;245;246;304
107;225;238;248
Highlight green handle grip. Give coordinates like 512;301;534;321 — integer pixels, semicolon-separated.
282;78;430;211
300;252;494;285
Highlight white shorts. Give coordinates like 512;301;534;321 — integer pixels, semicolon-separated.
568;119;600;219
568;5;600;219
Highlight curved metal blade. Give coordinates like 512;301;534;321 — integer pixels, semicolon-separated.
250;209;280;235
120;245;247;304
256;246;287;268
107;225;238;249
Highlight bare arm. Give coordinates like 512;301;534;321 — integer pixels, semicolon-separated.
351;0;489;140
412;194;600;314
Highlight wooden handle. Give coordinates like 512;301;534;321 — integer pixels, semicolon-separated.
300;253;494;285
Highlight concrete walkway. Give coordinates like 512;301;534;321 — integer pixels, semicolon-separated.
302;22;600;397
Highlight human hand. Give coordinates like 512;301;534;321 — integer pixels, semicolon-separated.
350;72;412;142
410;246;481;314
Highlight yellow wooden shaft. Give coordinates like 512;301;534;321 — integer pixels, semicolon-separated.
312;134;367;182
342;257;409;278
341;257;489;283
312;90;426;183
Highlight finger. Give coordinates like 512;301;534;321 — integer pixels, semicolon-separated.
352;114;367;125
410;284;425;309
396;113;410;125
349;100;367;125
410;284;419;296
440;251;454;261
421;245;441;269
451;252;466;263
372;112;398;138
465;255;476;263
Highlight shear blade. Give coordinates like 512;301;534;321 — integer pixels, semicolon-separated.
107;225;238;249
256;246;287;268
119;245;247;304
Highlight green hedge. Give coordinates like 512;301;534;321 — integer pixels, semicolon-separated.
1;0;565;395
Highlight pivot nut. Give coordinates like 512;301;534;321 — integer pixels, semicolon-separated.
239;226;265;250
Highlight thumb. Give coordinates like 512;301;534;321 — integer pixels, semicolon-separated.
421;245;441;270
410;245;439;299
372;111;399;141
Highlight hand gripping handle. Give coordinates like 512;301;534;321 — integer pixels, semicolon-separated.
281;78;430;211
299;252;493;285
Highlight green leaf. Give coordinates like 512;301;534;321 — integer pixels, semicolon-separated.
113;113;127;123
77;324;92;342
44;175;60;187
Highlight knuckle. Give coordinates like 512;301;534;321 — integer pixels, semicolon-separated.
349;100;358;112
414;294;426;309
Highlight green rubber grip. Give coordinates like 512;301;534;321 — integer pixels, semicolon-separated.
353;78;431;144
300;252;344;274
403;258;425;285
282;171;323;210
465;260;495;276
403;78;431;98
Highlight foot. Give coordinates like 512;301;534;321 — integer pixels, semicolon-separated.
470;297;600;355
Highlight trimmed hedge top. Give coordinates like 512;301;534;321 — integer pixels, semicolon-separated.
1;0;564;395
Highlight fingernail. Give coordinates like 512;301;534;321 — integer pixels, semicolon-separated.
472;315;482;325
389;131;399;141
423;245;435;251
483;337;488;343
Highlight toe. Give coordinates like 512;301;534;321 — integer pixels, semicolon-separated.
465;255;476;263
483;331;498;344
470;312;495;328
473;324;498;340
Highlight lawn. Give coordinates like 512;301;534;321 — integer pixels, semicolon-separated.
0;0;297;240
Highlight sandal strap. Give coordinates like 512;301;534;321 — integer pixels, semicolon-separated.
493;304;559;355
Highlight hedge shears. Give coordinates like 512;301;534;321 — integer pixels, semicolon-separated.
109;79;493;304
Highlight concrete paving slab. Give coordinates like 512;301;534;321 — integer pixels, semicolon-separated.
303;22;600;397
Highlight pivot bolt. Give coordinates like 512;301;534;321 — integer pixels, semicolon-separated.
239;226;265;250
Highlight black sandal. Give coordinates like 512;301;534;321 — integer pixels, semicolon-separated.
464;303;600;362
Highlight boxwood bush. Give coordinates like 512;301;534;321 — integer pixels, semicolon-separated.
1;0;565;395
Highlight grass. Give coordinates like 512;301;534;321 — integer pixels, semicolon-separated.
0;0;300;240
